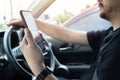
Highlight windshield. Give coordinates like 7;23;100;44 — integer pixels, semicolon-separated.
0;0;97;30
39;0;97;24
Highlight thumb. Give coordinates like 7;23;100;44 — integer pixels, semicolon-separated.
24;28;34;44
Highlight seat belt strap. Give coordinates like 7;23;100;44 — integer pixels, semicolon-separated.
92;68;98;80
92;56;101;80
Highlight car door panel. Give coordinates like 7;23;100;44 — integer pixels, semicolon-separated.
58;45;94;64
47;37;94;78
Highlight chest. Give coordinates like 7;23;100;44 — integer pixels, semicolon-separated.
97;32;120;69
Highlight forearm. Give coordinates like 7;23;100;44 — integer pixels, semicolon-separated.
36;20;89;45
36;20;72;42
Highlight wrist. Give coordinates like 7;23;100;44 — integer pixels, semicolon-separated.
32;66;52;80
28;62;45;76
37;66;52;80
34;63;45;76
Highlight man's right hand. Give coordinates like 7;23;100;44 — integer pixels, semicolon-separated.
20;28;45;76
7;18;25;29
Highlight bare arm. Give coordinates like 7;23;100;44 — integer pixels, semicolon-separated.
7;19;89;45
36;20;89;45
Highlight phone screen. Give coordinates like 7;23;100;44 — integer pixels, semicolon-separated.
20;10;39;38
20;10;45;50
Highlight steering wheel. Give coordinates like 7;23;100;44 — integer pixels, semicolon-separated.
3;26;55;79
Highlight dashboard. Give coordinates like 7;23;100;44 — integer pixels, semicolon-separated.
0;31;7;67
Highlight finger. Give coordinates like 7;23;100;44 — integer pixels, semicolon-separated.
7;18;21;25
22;35;28;45
24;28;34;44
6;18;25;28
20;35;28;51
20;35;28;47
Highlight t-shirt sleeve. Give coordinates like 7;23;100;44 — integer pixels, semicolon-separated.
87;30;106;53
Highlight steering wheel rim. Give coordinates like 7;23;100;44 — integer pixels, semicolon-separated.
3;26;55;78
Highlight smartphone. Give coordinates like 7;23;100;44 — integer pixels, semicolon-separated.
20;10;45;50
20;10;39;37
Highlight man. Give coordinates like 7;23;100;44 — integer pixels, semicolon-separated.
7;0;120;80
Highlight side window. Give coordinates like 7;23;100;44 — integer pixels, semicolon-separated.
67;8;112;31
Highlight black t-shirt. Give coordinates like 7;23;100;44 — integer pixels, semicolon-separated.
80;27;120;80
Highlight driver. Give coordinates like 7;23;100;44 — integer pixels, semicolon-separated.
7;0;120;80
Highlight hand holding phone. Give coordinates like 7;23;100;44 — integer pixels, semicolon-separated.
20;10;45;50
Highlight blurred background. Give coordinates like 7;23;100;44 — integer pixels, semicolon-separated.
0;0;97;30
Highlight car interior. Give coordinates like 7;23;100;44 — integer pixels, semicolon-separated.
0;0;112;80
